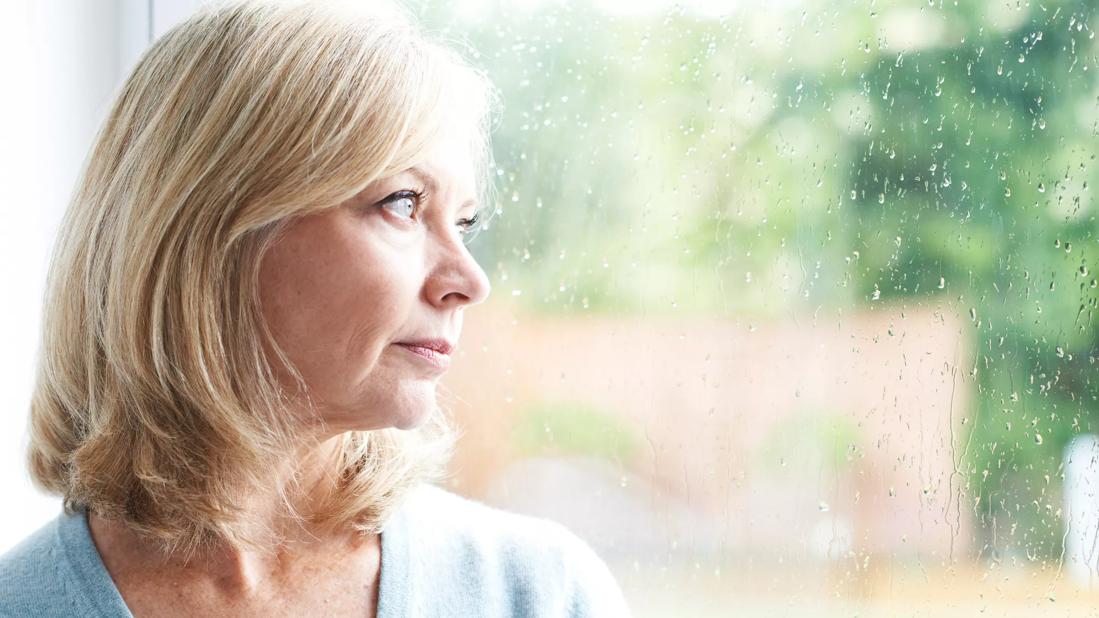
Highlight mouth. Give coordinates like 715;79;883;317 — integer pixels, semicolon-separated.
394;342;451;370
395;338;454;355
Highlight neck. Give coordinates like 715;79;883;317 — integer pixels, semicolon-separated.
87;435;377;596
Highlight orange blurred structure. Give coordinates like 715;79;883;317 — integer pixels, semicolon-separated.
442;299;974;563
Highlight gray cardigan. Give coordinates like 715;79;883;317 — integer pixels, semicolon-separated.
0;483;631;617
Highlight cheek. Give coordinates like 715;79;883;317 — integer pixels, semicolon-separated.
259;222;416;380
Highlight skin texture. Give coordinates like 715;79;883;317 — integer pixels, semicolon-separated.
260;134;492;435
88;134;492;617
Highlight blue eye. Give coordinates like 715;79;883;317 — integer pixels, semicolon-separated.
380;190;423;220
377;189;482;240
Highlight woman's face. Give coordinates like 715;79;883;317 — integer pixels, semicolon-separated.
258;135;491;434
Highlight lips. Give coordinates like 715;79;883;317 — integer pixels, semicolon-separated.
394;339;453;370
395;338;454;355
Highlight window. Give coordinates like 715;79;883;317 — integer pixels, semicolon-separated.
420;0;1099;613
4;2;1095;613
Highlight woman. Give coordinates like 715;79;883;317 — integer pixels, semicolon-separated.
0;1;630;616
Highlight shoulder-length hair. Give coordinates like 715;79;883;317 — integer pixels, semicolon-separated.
27;0;499;557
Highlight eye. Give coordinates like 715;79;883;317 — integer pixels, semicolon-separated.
457;212;482;236
379;189;425;221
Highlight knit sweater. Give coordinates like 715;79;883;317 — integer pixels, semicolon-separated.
0;483;632;617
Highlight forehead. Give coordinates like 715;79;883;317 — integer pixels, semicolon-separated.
412;133;477;188
391;133;480;211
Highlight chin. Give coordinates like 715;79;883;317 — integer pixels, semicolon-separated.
323;387;436;433
386;387;438;431
389;405;434;431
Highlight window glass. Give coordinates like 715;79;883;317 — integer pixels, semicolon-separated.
417;0;1099;614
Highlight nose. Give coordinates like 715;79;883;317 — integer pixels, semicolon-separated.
423;233;492;310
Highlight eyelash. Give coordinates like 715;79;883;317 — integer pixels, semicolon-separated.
380;189;482;236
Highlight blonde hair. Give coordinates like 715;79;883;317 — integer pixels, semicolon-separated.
27;0;499;557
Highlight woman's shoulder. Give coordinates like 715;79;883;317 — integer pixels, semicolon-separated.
402;482;575;539
0;509;129;618
385;483;631;617
0;515;63;593
398;482;606;564
0;514;80;617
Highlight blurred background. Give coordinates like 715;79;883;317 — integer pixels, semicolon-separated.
2;0;1099;616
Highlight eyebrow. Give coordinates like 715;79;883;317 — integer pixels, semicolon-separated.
404;166;479;213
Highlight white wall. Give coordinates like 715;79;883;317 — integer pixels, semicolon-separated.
0;0;199;554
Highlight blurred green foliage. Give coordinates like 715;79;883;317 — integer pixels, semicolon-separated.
757;409;863;476
416;0;1099;559
511;400;640;464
